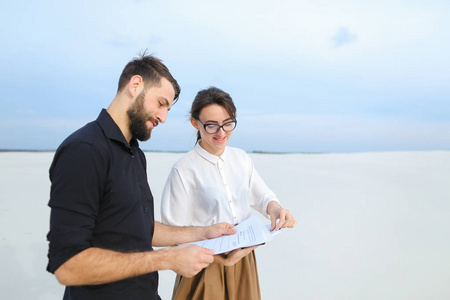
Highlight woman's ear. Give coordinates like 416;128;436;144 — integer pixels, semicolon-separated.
190;118;200;130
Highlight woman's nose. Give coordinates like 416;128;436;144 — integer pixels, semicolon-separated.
216;127;226;136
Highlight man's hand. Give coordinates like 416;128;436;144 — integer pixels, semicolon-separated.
204;222;237;239
267;201;297;231
164;244;215;278
153;222;237;247
214;245;259;267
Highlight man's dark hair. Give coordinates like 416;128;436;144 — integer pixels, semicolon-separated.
117;50;180;103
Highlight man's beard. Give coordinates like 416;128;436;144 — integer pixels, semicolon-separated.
127;90;158;142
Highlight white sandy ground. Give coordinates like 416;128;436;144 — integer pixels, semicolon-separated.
0;151;449;300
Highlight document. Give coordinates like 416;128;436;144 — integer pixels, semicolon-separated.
184;214;281;255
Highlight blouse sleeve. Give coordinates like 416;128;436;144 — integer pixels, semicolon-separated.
247;155;280;219
160;167;193;226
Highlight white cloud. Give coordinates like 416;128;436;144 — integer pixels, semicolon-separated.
331;27;358;47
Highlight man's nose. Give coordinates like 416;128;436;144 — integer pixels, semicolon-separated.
157;110;168;124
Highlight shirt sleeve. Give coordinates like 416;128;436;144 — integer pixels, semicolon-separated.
247;155;280;219
47;142;106;273
160;167;193;226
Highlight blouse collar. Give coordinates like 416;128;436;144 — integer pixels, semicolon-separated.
194;142;228;164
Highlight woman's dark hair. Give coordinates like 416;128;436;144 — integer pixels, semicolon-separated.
117;50;180;103
190;87;237;143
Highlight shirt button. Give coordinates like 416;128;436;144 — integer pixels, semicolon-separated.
144;207;149;213
131;155;135;158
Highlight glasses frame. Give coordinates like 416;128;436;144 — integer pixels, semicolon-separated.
196;119;237;134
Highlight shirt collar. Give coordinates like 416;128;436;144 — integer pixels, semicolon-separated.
194;142;228;164
96;109;139;149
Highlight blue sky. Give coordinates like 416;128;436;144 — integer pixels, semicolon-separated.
1;0;449;153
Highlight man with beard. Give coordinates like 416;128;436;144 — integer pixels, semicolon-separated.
46;53;236;300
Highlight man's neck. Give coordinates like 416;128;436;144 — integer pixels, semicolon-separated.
107;96;132;143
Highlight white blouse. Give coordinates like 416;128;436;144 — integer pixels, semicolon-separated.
160;143;280;226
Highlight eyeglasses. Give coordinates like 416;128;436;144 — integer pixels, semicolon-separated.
196;119;237;134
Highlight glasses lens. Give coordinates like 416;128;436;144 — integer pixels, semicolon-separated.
205;124;220;134
222;121;237;132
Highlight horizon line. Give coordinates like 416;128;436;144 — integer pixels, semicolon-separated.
1;149;448;155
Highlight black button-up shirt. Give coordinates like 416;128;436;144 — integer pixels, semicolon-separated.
47;109;160;300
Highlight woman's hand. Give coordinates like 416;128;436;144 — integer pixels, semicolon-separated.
267;201;297;231
214;245;259;267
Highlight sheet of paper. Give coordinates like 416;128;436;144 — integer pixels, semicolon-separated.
266;224;285;236
184;214;276;255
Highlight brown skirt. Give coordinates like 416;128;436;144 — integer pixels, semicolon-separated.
171;250;261;300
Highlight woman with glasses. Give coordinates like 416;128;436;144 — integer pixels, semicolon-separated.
161;86;296;300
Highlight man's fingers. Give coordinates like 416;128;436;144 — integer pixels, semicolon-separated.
218;223;237;236
200;247;215;265
227;228;237;235
200;247;215;255
203;255;214;264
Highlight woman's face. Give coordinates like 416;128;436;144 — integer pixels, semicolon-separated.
192;104;235;156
